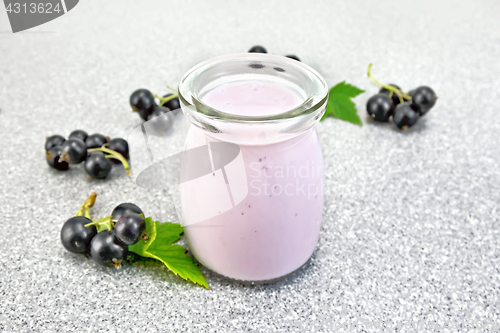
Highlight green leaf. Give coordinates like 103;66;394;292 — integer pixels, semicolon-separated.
326;94;363;125
321;81;364;125
128;216;157;257
329;81;365;98
147;243;209;289
155;222;184;244
129;218;207;289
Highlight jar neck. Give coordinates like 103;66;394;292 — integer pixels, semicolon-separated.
180;99;326;145
178;53;328;145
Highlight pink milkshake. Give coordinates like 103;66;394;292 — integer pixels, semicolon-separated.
201;81;304;117
178;54;328;282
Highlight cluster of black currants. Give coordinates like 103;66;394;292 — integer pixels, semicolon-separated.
45;130;130;179
130;88;181;134
60;193;146;269
248;45;301;62
366;64;438;130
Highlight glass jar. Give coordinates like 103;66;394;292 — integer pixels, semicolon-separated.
178;53;328;282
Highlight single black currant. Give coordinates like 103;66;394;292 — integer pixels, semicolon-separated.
84;152;112;179
86;133;108;149
366;93;395;122
248;45;267;53
130;89;156;121
409;86;437;116
69;129;88;142
249;63;264;69
61;216;97;253
161;94;180;111
393;102;420;130
379;83;402;106
46;145;69;171
45;135;65;151
114;213;145;245
90;231;128;268
111;203;144;221
108;138;129;159
60;138;87;164
148;106;175;133
285;55;300;61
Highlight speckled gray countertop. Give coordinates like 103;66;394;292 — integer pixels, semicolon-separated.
1;0;500;331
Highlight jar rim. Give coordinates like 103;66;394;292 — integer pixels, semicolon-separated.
178;53;329;122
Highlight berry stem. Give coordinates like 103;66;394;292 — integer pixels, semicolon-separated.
112;258;123;269
367;63;411;104
87;146;131;176
85;215;114;232
154;92;179;108
140;229;150;242
165;85;177;93
59;152;70;163
75;192;97;218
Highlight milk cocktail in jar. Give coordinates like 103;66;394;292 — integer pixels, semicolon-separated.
178;54;328;282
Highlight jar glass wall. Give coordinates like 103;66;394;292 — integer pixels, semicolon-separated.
178;53;328;282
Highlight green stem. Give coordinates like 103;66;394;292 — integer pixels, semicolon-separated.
165;85;177;93
367;63;411;104
87;146;131;176
75;192;97;217
154;92;179;108
85;215;114;232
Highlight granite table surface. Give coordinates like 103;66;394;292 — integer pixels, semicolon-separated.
1;0;499;331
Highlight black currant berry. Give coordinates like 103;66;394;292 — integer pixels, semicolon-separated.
249;63;264;69
248;45;267;53
45;135;65;152
285;55;300;61
151;105;171;118
108;138;129;159
393;102;420;130
46;146;69;171
409;86;437;116
114;213;145;245
69;129;88;142
148;106;175;133
130;89;156;121
60;216;97;253
161;94;180;111
366;93;395;122
379;84;402;106
60;138;87;164
111;203;144;222
84;152;112;179
86;133;108;149
90;231;128;268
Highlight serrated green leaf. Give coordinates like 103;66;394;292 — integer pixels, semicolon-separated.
329;81;365;98
327;94;363;125
321;81;364;125
147;243;208;289
128;216;157;257
129;218;206;288
155;222;184;244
